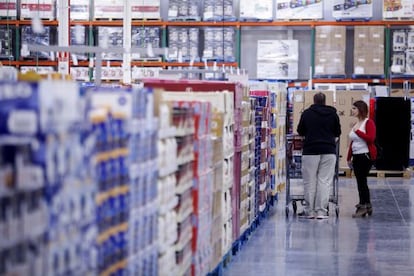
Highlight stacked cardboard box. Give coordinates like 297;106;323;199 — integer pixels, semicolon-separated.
354;26;385;76
315;26;346;77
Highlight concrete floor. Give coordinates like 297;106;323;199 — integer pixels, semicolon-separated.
223;177;414;276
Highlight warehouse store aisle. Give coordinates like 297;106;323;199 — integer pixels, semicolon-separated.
223;177;414;275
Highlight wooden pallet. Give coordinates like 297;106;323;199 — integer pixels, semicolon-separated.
339;167;412;178
132;18;162;22
368;169;411;179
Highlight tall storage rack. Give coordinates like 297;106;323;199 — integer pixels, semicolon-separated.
0;1;414;86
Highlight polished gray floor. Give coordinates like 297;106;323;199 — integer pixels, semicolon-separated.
224;177;414;276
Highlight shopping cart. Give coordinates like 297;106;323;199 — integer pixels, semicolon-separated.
285;134;339;217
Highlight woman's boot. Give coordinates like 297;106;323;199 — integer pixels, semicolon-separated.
366;203;373;216
352;205;368;218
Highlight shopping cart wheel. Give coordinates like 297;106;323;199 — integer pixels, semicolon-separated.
335;206;339;217
292;201;297;214
285;206;289;217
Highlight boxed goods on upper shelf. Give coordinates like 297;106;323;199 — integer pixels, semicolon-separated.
256;40;298;80
97;26;123;61
0;26;13;60
353;26;384;76
0;0;17;18
21;0;55;20
239;0;273;21
203;0;236;21
314;26;346;77
383;0;414;19
276;0;323;20
332;0;373;20
168;0;200;21
70;0;90;20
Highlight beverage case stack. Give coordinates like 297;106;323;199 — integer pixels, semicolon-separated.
87;85;159;276
268;82;287;194
238;84;256;234
0;80;94;275
250;81;271;216
156;102;179;276
170;102;195;276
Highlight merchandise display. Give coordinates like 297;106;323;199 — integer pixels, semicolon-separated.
3;1;414;275
203;27;235;62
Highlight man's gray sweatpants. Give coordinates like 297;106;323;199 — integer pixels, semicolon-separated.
302;154;336;214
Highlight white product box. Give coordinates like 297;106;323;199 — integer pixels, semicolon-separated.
131;67;162;79
0;0;17;17
406;51;414;74
70;0;90;20
240;0;273;21
276;0;323;20
70;67;90;81
257;40;298;80
383;0;414;19
21;0;55;20
131;0;160;19
94;0;123;19
407;31;414;51
393;30;407;51
94;66;123;81
20;66;55;74
332;0;373;20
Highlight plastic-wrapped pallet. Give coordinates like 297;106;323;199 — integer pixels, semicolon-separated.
70;26;88;61
0;26;13;60
203;0;236;21
167;27;199;62
21;26;54;60
97;27;123;61
168;0;200;21
131;26;161;60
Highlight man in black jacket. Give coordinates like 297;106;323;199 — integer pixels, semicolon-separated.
297;92;341;219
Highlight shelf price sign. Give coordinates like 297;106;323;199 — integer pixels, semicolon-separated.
57;52;69;75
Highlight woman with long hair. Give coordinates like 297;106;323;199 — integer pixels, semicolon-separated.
347;100;377;218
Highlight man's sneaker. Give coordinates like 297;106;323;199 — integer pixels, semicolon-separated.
316;210;329;220
298;211;315;219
